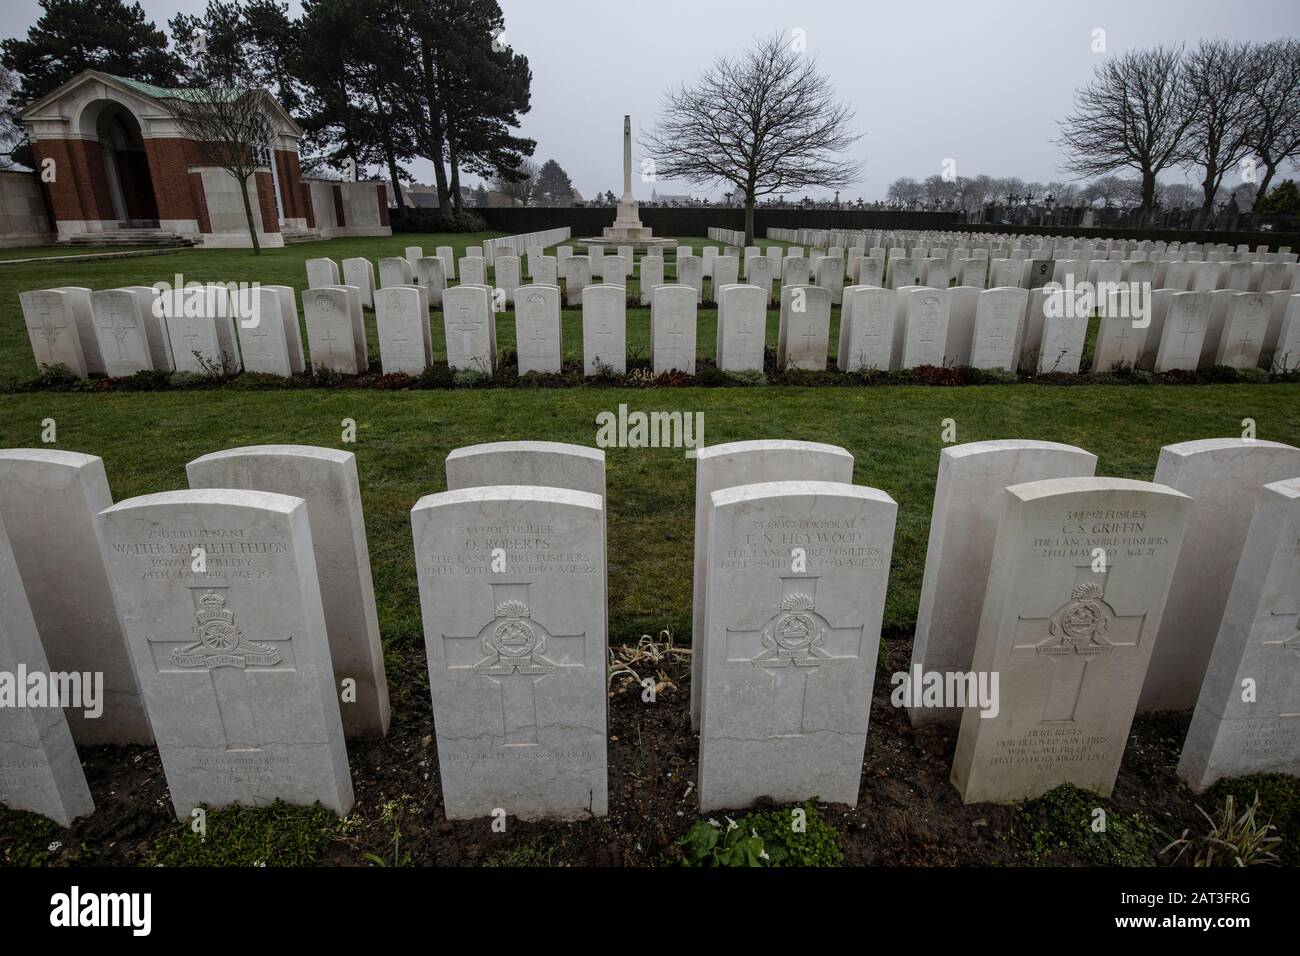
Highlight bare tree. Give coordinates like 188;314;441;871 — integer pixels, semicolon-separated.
886;176;923;207
1058;46;1195;225
173;86;277;254
644;32;861;244
1244;39;1300;205
1182;40;1259;228
493;157;538;206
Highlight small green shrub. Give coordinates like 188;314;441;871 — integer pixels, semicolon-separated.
746;800;843;867
0;808;62;867
149;801;337;867
1014;784;1157;866
167;370;205;388
676;801;842;867
1207;774;1300;866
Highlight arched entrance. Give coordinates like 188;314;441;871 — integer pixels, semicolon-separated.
92;103;159;227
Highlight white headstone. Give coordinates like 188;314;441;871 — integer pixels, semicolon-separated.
460;256;486;286
441;285;496;373
1139;439;1300;712
375;285;433;375
20;289;88;377
1036;289;1088;374
908;441;1098;727
0;512;96;826
306;257;340;290
0;450;153;745
639;254;664;306
236;286;296;377
514;284;563;374
677;255;703;302
698;480;896;811
581;285;626;375
1154;291;1210;372
342;258;376;308
303;287;363;374
838;286;896;371
1178;477;1300;792
1216;292;1270;368
186;446;391;739
951;477;1192;803
90;288;153;377
99;489;354;819
564;255;593;308
261;285;307;374
417;257;447;309
651;285;697;374
716;284;767;373
899;288;950;369
379;257;414;288
970;287;1027;370
777;285;831;370
412;485;608;820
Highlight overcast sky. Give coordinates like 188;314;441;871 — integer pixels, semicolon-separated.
6;0;1300;199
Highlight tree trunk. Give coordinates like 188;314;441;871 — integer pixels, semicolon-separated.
744;189;756;246
1197;166;1219;230
1254;162;1278;209
1139;170;1157;228
238;172;262;255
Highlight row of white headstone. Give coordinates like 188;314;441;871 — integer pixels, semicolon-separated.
4;436;1296;826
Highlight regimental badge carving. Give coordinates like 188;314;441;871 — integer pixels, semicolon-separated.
386;291;405;315
749;592;838;669
315;294;335;312
473;600;559;676
1035;582;1118;656
171;588;282;669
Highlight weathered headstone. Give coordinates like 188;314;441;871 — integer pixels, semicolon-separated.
970;287;1027;370
908;441;1098;727
581;285;626;375
446;441;605;498
748;255;775;304
236;286;296;377
20;289;88;376
712;256;740;296
376;285;433;375
1154;291;1210;372
899;288;950;368
599;254;630;287
677;255;703;302
838;285;895;371
0;512;96;826
261;285;307;374
342;258;376;308
651;285;697;374
306;257;340;289
379;257;414;288
186;447;391;739
533;255;558;288
441;284;496;373
564;255;593;308
782;256;811;288
951;477;1192;803
639;254;664;306
495;255;522;303
1216;292;1270;369
689;442;854;732
99;489;354;819
514;284;563;374
417;257;447;309
89;288;153;377
0;450;152;746
1178;477;1300;791
412;485;608;820
698;480;896;811
1036;289;1088;374
303;287;362;374
460;256;486;286
1139;439;1300;712
716;284;767;372
777;284;831;370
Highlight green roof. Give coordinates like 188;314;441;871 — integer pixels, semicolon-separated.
110;74;248;102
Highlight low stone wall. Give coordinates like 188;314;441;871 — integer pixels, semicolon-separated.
0;169;55;248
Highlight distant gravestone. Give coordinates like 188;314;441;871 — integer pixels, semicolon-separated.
533;255;558;288
908;441;1098;728
716;284;767;372
342;258;376;308
376;285;433;375
495;255;522;303
782;256;811;287
857;257;884;287
921;257;950;290
162;293;225;374
446;441;605;499
514;284;563;374
460;256;486;286
1216;292;1270;368
261;285;307;374
581;285;626;375
1093;314;1145;372
186;446;391;739
651;285;697;374
1026;259;1055;290
100;489;354;819
945;286;979;366
564;255;593;308
689;442;854;732
599;254;629;287
1271;296;1300;372
1139;439;1300;712
412;485;608;820
89;288;153;377
839;286;895;371
970;287;1026;370
306;257;340;289
899;288;950;368
441;285;496;373
436;246;455;280
1036;291;1088;374
379;257;414;288
951;477;1192;803
119;285;174;371
0;512;95;826
1178;477;1300;792
959;258;988;288
236;286;295;377
639;254;665;306
50;288;102;373
989;259;1020;288
0;449;152;745
20;289;87;376
748;256;775;304
417;257;447;309
405;246;423;278
677;255;703;302
777;284;831;370
698;480;896;811
303;287;363;374
1154;291;1210;372
712;256;740;296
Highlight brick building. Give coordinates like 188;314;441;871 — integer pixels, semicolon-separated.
16;70;391;247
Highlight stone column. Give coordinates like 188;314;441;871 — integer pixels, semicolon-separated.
622;114;633;203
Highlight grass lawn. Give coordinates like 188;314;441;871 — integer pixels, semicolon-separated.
3;231;1300;866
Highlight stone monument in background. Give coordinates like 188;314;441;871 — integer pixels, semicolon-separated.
581;115;675;251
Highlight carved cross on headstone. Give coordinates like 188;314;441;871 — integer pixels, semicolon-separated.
1013;564;1147;723
441;581;586;746
724;575;864;737
145;587;295;750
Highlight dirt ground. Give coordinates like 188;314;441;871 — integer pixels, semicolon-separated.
28;627;1220;868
